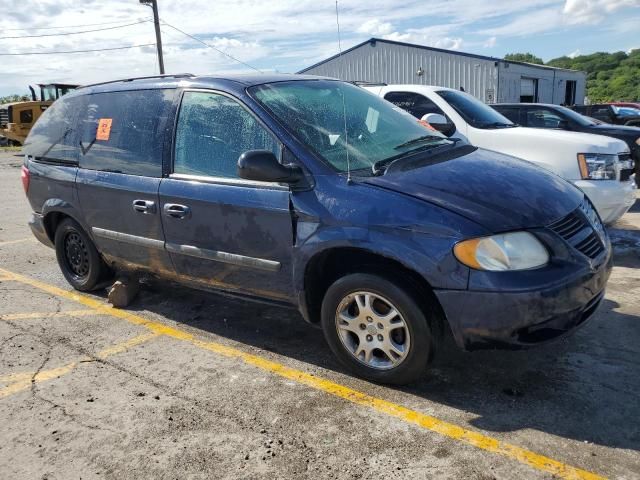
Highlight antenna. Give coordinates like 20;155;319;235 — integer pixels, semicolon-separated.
335;0;352;184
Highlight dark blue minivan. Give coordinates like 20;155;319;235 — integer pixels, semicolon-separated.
22;74;612;384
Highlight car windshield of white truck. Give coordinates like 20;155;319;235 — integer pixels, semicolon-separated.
437;90;516;129
251;80;452;174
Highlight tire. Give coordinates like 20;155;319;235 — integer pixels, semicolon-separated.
321;273;435;385
54;218;107;291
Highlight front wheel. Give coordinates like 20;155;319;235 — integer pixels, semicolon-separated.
54;218;108;291
321;273;435;385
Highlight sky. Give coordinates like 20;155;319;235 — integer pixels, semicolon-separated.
0;0;639;96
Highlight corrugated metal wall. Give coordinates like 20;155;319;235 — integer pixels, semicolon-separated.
498;63;556;103
303;41;498;103
551;70;587;105
302;40;587;105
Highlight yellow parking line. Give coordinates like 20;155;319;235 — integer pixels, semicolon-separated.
0;310;97;321
0;267;605;480
95;331;159;359
0;332;159;399
0;237;36;247
0;364;77;399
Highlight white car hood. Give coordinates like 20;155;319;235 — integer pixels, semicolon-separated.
492;127;629;154
465;126;629;179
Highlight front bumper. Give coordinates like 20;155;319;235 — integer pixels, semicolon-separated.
574;179;636;224
435;251;613;351
28;212;53;248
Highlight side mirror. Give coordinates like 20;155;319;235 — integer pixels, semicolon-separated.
421;113;455;136
237;150;304;184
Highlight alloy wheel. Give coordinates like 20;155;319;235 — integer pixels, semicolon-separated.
335;291;410;370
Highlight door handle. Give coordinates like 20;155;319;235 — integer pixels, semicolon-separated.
132;199;156;214
163;203;191;219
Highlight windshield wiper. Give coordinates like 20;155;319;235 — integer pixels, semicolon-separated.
393;135;443;150
372;138;459;175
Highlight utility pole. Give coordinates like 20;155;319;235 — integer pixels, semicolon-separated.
139;0;165;74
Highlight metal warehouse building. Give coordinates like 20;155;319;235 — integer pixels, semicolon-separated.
299;38;587;105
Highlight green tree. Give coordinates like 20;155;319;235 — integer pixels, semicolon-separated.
547;49;640;101
504;53;544;65
0;94;30;104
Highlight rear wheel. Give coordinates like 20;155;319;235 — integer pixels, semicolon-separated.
321;273;435;385
54;218;107;291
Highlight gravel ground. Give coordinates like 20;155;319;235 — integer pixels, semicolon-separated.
0;150;638;479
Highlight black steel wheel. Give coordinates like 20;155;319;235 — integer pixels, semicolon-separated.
54;218;107;291
63;231;90;280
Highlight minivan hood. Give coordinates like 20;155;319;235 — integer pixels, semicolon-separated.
364;147;584;232
495;126;629;154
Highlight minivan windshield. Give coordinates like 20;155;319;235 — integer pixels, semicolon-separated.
250;80;452;174
437;90;516;129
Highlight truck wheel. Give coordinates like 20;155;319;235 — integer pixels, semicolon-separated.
54;218;107;291
321;273;435;385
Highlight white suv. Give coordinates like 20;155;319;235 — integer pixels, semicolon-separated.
364;85;636;224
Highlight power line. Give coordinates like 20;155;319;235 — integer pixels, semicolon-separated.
2;18;151;31
0;20;150;40
0;43;156;56
159;19;261;73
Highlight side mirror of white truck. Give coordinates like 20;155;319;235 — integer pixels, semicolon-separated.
421;113;455;136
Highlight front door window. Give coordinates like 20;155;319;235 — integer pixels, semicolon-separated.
174;91;279;178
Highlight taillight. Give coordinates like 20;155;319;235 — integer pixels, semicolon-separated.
21;165;30;193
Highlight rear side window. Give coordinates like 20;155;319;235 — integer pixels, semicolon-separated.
23;95;85;164
383;91;445;119
591;106;612;121
174;91;279;178
524;108;564;128
493;107;520;124
78;89;175;177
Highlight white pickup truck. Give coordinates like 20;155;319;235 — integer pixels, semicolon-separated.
364;85;636;224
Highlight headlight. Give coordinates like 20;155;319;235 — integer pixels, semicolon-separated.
577;153;616;180
454;232;549;271
635;137;640;146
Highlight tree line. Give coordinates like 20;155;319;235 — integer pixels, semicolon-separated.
0;94;31;104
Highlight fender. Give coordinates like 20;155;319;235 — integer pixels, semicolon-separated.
41;199;91;241
292;225;470;294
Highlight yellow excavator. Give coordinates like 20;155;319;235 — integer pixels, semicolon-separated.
0;83;78;146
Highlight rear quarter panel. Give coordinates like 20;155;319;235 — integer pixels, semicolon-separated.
25;159;82;229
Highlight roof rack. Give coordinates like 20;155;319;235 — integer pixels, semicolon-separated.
79;73;195;89
350;80;387;87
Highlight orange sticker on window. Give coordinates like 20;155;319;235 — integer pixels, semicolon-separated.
96;118;112;141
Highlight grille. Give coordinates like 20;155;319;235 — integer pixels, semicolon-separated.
618;153;634;182
548;200;605;259
0;107;8;128
574;233;604;258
